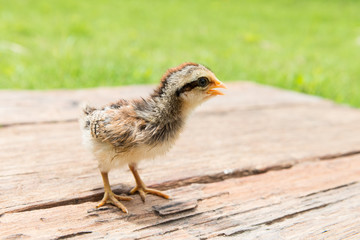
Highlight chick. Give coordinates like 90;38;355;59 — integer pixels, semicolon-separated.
80;62;226;213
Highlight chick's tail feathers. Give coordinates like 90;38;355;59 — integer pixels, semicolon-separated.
79;103;96;130
83;103;96;115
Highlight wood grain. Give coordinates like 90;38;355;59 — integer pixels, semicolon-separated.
1;155;359;239
1;82;359;239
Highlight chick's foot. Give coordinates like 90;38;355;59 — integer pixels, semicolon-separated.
96;190;132;213
130;183;170;202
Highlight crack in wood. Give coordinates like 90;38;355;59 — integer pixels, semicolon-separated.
214;227;257;238
2;192;104;215
196;191;230;202
0;164;290;216
152;164;293;191
253;198;349;229
199;203;280;227
134;212;205;232
53;231;92;240
261;203;332;226
135;228;180;240
2;152;359;217
300;181;357;198
319;151;360;161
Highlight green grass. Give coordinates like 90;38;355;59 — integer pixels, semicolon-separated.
1;0;360;107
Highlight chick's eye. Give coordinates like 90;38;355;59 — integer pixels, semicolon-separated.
198;77;209;87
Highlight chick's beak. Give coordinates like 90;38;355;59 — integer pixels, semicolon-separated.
207;79;227;96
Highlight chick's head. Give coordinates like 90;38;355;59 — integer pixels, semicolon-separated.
157;63;226;109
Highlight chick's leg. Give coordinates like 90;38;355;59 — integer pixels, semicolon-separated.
129;163;170;202
97;172;132;213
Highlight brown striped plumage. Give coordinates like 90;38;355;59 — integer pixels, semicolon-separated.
80;62;226;213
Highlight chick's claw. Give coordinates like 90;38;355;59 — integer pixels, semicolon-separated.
96;190;132;213
128;163;170;202
130;185;170;202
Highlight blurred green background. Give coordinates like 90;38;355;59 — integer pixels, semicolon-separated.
1;0;359;107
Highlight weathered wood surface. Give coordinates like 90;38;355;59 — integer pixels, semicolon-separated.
1;82;360;239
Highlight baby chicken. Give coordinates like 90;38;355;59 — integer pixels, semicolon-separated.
80;62;226;213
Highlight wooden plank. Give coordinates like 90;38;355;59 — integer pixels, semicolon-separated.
1;82;360;239
1;94;360;214
0;82;328;126
1;154;359;239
